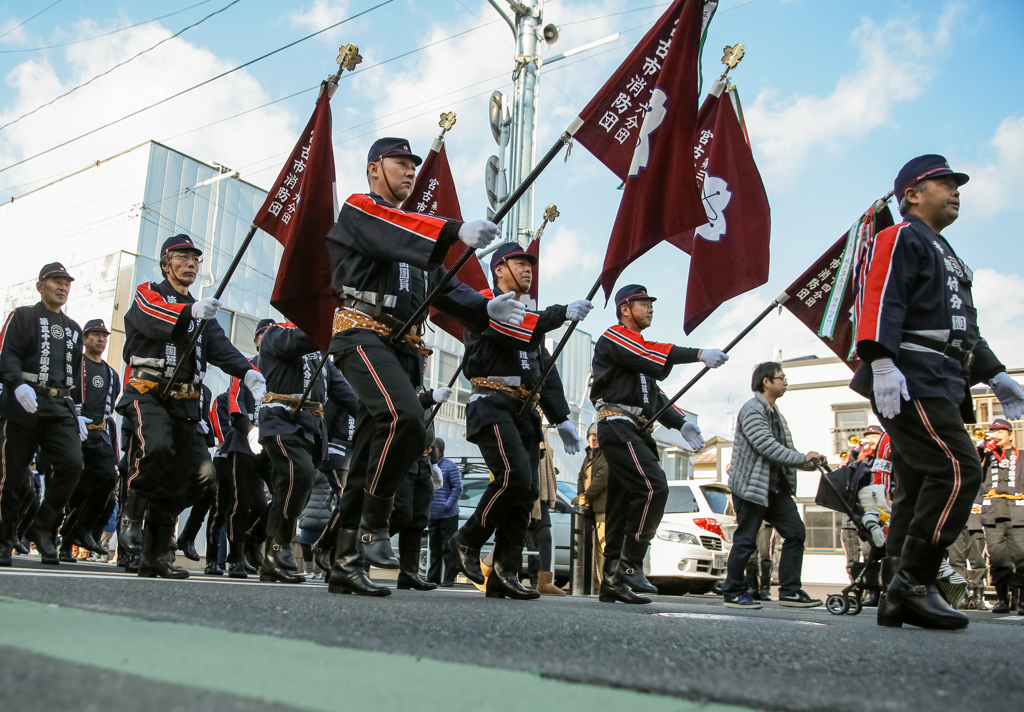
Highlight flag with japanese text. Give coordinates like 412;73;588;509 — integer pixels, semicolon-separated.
255;85;339;351
681;85;770;333
781;202;895;371
573;0;717;300
400;138;488;341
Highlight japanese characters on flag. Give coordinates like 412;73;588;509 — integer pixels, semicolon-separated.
781;203;895;371
680;84;770;333
256;85;340;350
400;139;488;341
573;0;716;301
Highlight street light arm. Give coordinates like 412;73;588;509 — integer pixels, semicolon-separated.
488;0;516;37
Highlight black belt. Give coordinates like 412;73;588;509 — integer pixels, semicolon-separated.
32;384;71;397
902;333;974;366
340;298;423;336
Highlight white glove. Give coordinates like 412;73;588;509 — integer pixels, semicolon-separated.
432;386;453;404
699;349;729;368
197;420;209;435
192;297;222;320
246;427;263;455
458;220;499;249
858;484;890;515
244;369;267;404
556;421;581;455
486;291;527;327
862;511;886;548
566;300;594;322
77;416;89;442
681;422;705;450
14;384;37;414
989;372;1024;420
430;463;443;490
871;358;910;419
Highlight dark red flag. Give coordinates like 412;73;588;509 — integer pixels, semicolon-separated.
255;85;339;351
681;85;770;333
400;139;488;341
781;203;895;371
576;0;715;301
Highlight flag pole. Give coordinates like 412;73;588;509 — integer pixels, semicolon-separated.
639;293;788;432
515;274;603;418
389;124;581;345
424;360;464;428
289;351;332;418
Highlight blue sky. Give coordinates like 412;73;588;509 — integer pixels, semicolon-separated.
2;0;1022;437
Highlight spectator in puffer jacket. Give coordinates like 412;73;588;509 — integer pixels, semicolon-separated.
722;362;823;610
427;438;462;586
299;470;333;579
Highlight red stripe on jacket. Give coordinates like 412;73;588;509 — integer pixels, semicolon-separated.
855;223;906;344
345;193;447;242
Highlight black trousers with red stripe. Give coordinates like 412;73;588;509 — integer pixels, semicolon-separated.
262;432;318;545
122;397;194;527
599;420;668;562
220;451;272;545
462;417;540;549
878;397;983;556
334;344;425;529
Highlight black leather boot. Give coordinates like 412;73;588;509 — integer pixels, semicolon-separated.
204;531;222;575
879;536;968;630
67;510;109;557
138;525;189;579
227;541;248;579
27;503;60;564
358;492;399;569
485;543;539;600
619;537;657;594
448;527;484;584
328;528;390;596
876;555;899;624
312;527;334;583
119;491;147;555
0;522;13;566
58;535;77;563
598;556;651;604
244;527;264;570
992;584;1010;614
176;520;201;562
259;535;305;584
396;532;436;591
863;560;881;607
12;535;30;556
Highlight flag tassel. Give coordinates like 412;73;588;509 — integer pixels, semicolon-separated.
390;129;577;345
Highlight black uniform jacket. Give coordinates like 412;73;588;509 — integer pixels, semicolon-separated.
210;390;234;453
116;279;254;420
320;399;355;472
74;356;121;448
0;302;82;425
590;324;699;440
197;383;215;449
852;215;1004;422
326;192;490;356
978;444;1024;527
463;288;571;442
224;355;261;457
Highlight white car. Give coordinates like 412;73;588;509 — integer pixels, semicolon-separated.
647;481;736;595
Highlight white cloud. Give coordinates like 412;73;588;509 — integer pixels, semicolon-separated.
971;268;1024;365
289;0;350;38
538;225;603;280
745;2;959;179
958;115;1024;220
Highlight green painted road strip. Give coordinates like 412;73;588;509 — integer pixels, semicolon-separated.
0;595;757;712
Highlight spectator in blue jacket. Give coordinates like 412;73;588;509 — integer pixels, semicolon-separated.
427;438;462;586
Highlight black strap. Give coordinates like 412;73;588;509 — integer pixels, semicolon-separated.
902;332;973;366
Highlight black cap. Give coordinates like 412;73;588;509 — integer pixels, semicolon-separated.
367;137;421;167
83;319;110;335
894;154;969;200
255;318;275;338
863;424;884;436
614;284;656;308
38;262;74;282
489;242;537;280
989;418;1013;433
161;234;203;257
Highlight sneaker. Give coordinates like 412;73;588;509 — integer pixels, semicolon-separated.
723;592;762;609
779;590;823;608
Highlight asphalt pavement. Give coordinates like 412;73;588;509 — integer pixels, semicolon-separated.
1;555;1022;712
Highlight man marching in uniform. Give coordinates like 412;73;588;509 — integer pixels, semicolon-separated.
448;243;591;599
0;262;86;566
590;286;726;604
853;155;1024;629
325;137;521;596
117;235;266;579
977;418;1024;614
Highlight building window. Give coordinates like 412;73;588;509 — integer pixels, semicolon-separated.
833;409;868;455
214;310;233;341
233;314;258;355
804;505;842;551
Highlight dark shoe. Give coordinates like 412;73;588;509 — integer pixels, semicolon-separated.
27;504;60;565
312;537;333;577
357;492;399;569
0;522;14;566
397;534;436;591
119;492;147;556
991;589;1010;614
864;591;880;608
244;538;264;570
723;592;762;609
448;528;484;584
204;562;224;575
779;590;823;608
227;542;248;579
880;536;968;630
618;536;657;594
70;526;109;557
59;541;78;563
597;556;650;604
759;586;772;602
259;539;305;584
177;537;200;562
485;543;539;600
12;536;30;556
328;529;390;597
137;525;189;579
876;555;900;625
124;553;139;573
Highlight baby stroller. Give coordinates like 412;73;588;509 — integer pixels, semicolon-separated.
814;461;884;616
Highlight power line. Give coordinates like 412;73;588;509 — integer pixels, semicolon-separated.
0;1;214;54
0;0;63;41
0;0;243;132
0;0;394;176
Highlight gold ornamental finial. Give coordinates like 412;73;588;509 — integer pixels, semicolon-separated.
535;204;560;241
438;112;457;133
337;43;363;72
721;44;745;70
